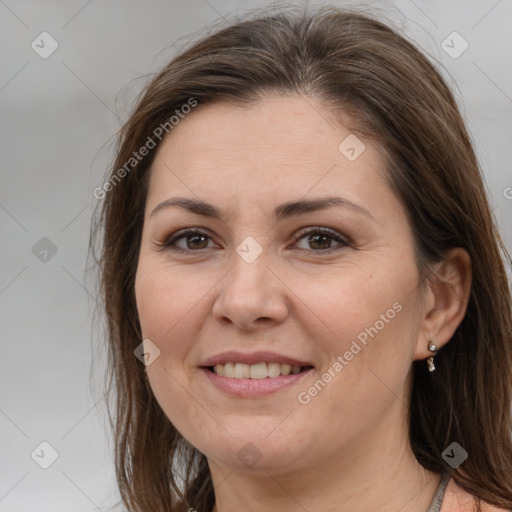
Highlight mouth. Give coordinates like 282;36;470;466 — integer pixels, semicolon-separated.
199;351;315;397
206;362;314;379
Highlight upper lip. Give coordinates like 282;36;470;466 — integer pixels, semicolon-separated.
200;351;314;368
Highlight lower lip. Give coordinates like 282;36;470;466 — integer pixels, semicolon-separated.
200;367;314;397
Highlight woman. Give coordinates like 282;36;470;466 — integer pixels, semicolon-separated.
90;6;512;512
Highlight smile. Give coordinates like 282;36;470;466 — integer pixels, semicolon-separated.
199;351;315;396
210;362;308;379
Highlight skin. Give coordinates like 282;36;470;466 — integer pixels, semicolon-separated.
134;95;472;512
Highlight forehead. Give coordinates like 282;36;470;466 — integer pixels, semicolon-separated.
154;95;353;167
146;95;392;215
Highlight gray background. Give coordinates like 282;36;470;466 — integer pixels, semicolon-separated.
1;0;510;510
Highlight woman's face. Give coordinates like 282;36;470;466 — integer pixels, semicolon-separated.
135;95;427;474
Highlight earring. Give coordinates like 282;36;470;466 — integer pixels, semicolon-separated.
427;338;437;373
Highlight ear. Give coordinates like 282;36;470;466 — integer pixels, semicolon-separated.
413;248;472;360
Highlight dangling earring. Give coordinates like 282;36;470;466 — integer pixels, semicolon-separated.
427;338;438;372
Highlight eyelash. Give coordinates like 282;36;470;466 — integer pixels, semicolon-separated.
158;227;350;254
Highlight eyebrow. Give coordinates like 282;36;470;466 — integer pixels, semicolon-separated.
150;196;376;222
150;197;376;222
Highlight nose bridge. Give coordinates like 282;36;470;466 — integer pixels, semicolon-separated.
224;243;272;301
212;241;289;328
236;244;268;282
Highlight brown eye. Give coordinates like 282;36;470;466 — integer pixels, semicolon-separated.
294;228;349;253
307;233;333;250
162;230;215;251
184;233;209;250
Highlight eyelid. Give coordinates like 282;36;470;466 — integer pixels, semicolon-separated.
157;228;215;251
293;226;348;242
157;226;350;253
291;226;350;252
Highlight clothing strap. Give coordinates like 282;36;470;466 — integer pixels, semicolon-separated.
426;472;451;512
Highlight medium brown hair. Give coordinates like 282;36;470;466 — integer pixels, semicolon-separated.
90;5;512;511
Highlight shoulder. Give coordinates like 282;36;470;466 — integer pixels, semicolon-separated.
441;477;511;512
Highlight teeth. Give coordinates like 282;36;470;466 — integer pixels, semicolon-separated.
249;363;267;379
280;364;291;376
267;362;281;377
223;362;234;378
212;362;304;378
234;363;250;379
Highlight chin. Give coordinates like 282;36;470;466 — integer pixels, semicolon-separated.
188;421;315;473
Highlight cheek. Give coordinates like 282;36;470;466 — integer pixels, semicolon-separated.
295;300;418;450
135;259;217;344
291;262;415;349
134;262;199;400
135;262;215;444
293;260;420;404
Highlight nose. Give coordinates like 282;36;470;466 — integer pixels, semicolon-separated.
212;251;290;331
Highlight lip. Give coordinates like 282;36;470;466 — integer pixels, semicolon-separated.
200;350;313;368
200;366;314;398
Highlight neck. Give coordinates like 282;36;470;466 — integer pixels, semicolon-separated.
209;403;441;512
